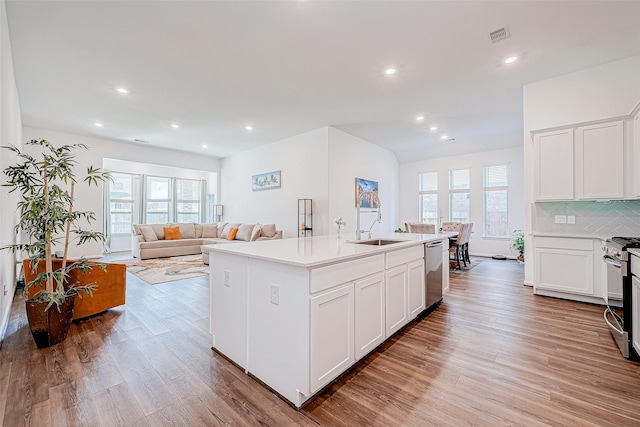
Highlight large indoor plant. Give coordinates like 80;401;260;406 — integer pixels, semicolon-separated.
2;139;111;347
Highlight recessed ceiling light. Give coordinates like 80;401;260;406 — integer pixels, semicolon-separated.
430;126;438;131
202;144;208;149
416;116;424;121
94;122;103;127
504;56;518;64
116;87;129;94
385;68;396;75
245;125;253;131
441;135;448;140
171;124;180;129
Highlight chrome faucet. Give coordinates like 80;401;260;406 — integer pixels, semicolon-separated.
356;191;381;240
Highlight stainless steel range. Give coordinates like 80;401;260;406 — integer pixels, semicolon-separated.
603;237;640;361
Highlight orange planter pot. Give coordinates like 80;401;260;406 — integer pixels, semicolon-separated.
23;259;127;320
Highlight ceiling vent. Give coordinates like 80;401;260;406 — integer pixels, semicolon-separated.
133;138;149;144
489;26;510;43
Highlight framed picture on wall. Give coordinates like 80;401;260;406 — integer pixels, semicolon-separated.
252;170;281;191
355;177;379;208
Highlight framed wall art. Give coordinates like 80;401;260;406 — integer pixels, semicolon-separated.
355;177;379;208
252;170;281;191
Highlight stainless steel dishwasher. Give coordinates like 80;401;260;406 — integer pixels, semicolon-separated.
425;240;443;310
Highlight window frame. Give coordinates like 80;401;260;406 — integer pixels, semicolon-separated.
483;164;509;239
448;168;470;223
418;172;438;225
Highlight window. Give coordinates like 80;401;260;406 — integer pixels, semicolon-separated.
176;179;202;223
449;169;470;223
146;176;172;224
418;172;438;225
484;164;509;238
108;173;135;234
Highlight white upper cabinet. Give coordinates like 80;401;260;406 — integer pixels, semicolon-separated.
575;121;624;200
533;128;574;201
533;120;625;201
634;111;640;197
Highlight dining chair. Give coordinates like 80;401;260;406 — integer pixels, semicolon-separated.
441;221;462;232
449;223;471;269
462;222;473;264
404;222;435;234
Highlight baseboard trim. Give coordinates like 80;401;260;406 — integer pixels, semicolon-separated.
534;287;605;306
0;300;11;350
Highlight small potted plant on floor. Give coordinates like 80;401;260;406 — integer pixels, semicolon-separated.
511;229;525;263
2;139;111;347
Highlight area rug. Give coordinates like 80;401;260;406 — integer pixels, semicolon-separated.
122;254;208;285
450;259;482;274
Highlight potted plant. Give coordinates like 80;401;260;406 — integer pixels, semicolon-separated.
2;139;111;347
511;229;525;262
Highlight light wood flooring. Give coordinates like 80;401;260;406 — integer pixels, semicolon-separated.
1;257;640;426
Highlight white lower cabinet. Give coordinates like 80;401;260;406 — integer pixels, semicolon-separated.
385;266;408;337
533;236;605;301
354;273;385;360
310;283;354;393
408;259;425;318
633;276;640;355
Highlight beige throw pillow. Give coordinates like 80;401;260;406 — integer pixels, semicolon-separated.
139;226;158;242
201;224;218;238
250;225;262;241
235;224;255;241
261;223;276;238
217;222;228;238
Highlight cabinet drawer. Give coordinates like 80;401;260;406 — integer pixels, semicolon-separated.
534;237;593;251
631;254;640;278
385;245;423;269
310;254;384;294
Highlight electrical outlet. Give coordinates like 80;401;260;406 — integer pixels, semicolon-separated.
567;215;576;225
224;270;230;287
270;284;279;305
554;215;567;224
3;284;7;296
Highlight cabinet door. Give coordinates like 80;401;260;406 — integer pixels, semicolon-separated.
535;247;594;295
634;112;640;197
575;121;624;199
407;259;425;319
310;283;354;393
633;276;640;355
354;274;385;360
533;129;574;201
385;266;408;337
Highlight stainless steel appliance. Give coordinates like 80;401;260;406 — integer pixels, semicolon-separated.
603;237;640;361
425;241;443;311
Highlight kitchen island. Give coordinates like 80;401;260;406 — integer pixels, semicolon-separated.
205;232;448;407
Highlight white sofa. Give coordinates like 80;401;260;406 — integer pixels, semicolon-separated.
132;222;282;263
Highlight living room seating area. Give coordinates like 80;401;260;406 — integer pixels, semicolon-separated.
132;222;282;262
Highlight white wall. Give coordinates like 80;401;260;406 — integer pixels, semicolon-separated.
220;127;329;238
523;54;640;284
22;127;221;258
328;127;399;235
0;0;23;341
398;147;524;258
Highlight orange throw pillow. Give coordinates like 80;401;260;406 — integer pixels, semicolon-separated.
164;226;181;240
227;227;239;240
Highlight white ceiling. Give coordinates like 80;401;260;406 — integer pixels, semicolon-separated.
6;1;640;163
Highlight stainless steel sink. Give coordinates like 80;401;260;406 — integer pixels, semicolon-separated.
348;239;407;246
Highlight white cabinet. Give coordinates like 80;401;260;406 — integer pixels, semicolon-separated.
385;266;408;337
533;237;607;302
407;259;425;318
633;275;640;356
310;283;354;392
533;128;574;201
442;240;450;294
634;111;640;197
575;122;624;199
533;120;624;201
354;273;385;360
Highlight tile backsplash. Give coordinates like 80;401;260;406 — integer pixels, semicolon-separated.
534;200;640;236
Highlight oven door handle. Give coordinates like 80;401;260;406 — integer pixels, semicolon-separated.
603;254;622;268
604;307;624;335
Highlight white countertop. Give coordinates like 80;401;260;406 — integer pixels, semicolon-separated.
204;232;448;268
628;248;640;257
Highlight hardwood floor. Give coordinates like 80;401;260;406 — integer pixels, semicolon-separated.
1;257;640;426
